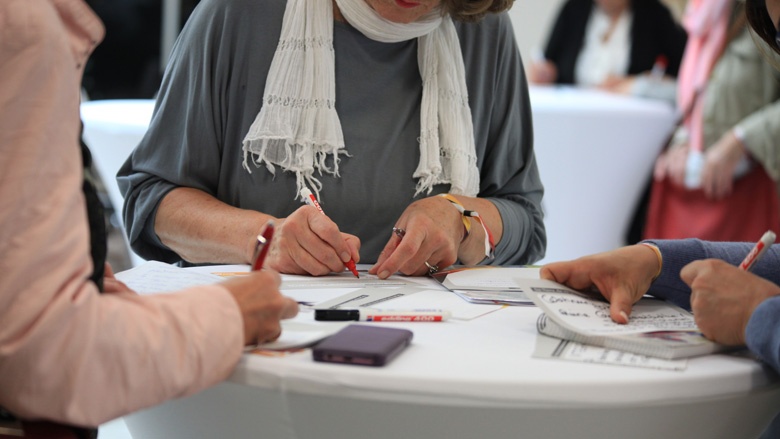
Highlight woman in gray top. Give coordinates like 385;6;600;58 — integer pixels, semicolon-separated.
118;0;546;278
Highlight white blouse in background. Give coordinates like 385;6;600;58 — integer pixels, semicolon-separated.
575;6;632;86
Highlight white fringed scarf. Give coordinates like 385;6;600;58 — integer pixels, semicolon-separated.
241;0;479;200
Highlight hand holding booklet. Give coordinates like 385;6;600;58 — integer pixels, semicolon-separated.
522;278;730;360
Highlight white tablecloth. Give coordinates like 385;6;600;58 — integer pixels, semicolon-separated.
124;268;780;439
530;86;677;264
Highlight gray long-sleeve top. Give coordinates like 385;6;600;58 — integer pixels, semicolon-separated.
648;239;780;373
118;0;546;265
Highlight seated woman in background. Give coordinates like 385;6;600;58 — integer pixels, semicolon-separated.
529;0;686;102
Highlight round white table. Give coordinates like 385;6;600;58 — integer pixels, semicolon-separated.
530;85;677;264
123;268;780;439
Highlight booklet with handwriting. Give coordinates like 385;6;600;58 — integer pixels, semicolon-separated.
523;279;729;360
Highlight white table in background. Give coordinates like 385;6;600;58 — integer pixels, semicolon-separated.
530;86;677;264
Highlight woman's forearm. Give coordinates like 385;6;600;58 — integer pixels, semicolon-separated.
155;187;274;264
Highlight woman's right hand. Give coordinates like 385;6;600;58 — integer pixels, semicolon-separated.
681;259;780;345
222;269;299;346
264;205;361;276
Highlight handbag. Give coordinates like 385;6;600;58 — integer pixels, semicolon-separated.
643;163;780;241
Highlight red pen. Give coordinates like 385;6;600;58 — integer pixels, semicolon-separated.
300;188;359;278
251;221;275;271
739;230;775;271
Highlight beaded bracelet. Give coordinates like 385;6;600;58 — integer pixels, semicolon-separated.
438;194;495;260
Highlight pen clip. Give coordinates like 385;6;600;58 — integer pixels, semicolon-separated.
252;234;267;258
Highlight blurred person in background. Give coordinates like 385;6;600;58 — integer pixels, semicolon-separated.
641;0;780;242
529;0;686;102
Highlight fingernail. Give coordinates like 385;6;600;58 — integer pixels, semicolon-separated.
379;271;390;279
619;311;629;323
341;252;351;263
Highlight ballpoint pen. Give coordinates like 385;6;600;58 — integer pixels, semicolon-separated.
739;230;776;272
300;188;360;278
251;221;275;271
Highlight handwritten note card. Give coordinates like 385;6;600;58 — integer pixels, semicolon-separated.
523;279;698;336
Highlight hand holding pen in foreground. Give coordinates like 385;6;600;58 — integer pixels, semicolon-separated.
681;258;780;346
682;230;778;345
225;221;298;346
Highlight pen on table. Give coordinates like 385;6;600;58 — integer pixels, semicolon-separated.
300;188;360;278
739;230;776;271
251;221;275;271
314;308;451;322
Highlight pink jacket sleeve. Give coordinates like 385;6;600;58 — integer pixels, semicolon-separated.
0;0;244;427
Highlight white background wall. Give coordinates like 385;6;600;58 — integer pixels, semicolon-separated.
507;0;566;69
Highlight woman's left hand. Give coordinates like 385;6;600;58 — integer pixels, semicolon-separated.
369;196;464;278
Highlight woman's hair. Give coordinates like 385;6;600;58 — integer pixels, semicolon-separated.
442;0;515;22
745;0;780;54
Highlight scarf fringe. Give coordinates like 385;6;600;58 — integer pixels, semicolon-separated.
242;136;347;201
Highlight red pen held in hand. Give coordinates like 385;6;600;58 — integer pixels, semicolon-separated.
251;221;275;271
300;188;359;278
739;230;776;272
